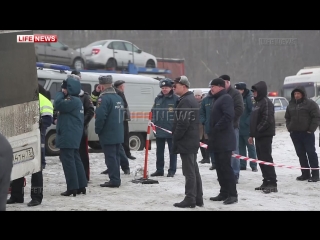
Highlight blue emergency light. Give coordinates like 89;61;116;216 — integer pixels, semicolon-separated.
36;62;70;71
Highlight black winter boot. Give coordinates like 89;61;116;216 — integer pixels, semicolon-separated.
255;181;268;190
308;170;320;182
262;182;278;194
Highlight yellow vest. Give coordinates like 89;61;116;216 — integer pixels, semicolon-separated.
39;93;53;117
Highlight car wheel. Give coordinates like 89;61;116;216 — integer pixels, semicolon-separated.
73;58;84;70
45;130;60;156
106;58;117;70
88;141;101;150
129;132;145;151
146;59;156;68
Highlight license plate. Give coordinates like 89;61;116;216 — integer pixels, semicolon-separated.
13;148;35;165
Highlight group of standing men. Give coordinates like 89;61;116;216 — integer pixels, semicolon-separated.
150;73;283;208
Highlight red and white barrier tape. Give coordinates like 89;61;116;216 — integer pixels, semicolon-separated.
150;122;320;170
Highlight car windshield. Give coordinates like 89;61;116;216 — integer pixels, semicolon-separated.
86;40;108;48
283;82;315;101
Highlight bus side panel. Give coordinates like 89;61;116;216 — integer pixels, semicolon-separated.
0;30;41;180
0;101;41;180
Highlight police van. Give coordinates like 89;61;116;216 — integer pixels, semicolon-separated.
37;63;160;156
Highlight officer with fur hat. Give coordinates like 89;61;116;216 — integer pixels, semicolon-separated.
150;78;179;178
95;75;125;188
234;82;258;172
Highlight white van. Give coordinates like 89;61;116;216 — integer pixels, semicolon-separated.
283;66;320;101
37;66;159;156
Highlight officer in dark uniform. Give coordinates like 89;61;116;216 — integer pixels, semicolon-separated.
70;71;95;182
91;78;130;175
113;80;136;160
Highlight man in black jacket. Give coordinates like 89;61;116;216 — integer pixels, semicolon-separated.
208;78;238;205
249;81;277;194
172;76;203;208
70;71;94;182
113;80;136;160
219;75;244;184
285;86;320;182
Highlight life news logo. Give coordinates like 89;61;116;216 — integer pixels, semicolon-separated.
17;34;58;43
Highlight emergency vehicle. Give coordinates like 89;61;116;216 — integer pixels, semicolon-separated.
283;66;320;101
37;62;163;156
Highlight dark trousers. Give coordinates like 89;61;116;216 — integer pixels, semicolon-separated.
200;138;210;161
255;137;277;184
102;144;121;186
122;121;131;157
239;134;257;169
119;144;130;171
40;115;52;168
212;151;237;197
180;153;203;204
10;171;43;203
79;133;90;181
60;148;88;190
156;138;177;174
290;131;319;176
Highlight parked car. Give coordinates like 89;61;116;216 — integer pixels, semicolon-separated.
76;39;157;70
268;96;289;125
35;41;86;70
189;88;211;97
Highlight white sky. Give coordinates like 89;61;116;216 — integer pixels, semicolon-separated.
6;125;320;211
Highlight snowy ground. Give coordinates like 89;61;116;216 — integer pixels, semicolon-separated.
6;125;320;211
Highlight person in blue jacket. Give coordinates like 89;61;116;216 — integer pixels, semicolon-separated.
95;75;124;188
54;75;87;197
150;78;179;177
234;82;258;172
200;88;215;169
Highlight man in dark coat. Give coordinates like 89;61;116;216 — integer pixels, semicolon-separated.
219;75;244;183
55;76;87;196
207;78;238;205
0;133;13;211
249;81;277;194
95;75;124;188
70;71;95;182
285;86;320;182
172;76;203;208
113;80;136;160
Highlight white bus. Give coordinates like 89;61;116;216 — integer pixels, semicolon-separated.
283;66;320;101
0;30;41;180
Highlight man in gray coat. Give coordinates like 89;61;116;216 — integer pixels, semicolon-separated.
172;76;203;208
0;133;13;211
219;75;244;183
